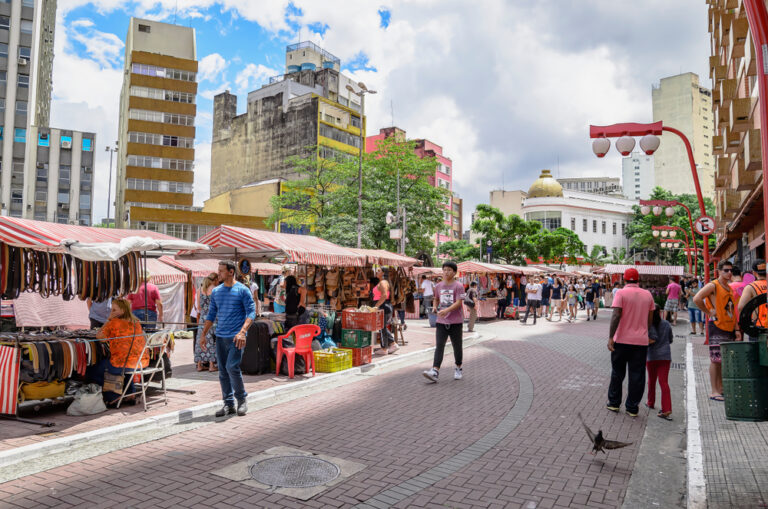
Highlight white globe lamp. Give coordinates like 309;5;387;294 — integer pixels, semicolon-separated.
615;136;636;156
652;206;662;216
592;138;610;158
639;134;660;155
665;207;675;217
640;205;651;215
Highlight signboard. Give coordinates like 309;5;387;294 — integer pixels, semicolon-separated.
486;246;492;254
694;216;716;236
389;229;402;239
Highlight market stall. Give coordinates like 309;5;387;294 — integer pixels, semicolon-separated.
456;262;516;318
0;217;208;425
600;264;685;305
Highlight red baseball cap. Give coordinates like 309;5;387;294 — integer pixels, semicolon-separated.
624;267;639;282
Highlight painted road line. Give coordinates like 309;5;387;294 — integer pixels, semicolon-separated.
686;340;706;509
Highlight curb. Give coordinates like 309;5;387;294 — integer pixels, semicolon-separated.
0;330;491;471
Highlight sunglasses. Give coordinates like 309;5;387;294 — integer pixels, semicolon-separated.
721;268;733;273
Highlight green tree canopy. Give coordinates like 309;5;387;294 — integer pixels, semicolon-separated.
438;240;480;262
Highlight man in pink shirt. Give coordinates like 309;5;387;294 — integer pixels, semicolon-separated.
664;277;682;325
607;268;655;417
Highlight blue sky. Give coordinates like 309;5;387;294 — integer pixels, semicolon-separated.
51;0;711;225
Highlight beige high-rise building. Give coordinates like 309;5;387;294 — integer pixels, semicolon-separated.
651;73;716;198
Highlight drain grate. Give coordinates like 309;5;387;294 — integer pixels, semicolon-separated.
249;456;341;488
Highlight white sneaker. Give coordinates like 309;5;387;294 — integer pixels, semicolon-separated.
454;367;463;380
422;368;439;382
387;343;399;354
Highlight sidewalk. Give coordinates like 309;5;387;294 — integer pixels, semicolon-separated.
0;319;445;453
691;334;768;508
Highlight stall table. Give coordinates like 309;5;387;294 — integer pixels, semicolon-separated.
464;297;499;319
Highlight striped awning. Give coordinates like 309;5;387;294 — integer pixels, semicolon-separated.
348;248;419;267
602;264;685;276
413;267;443;276
188;225;367;267
498;264;546;276
251;263;284;276
457;261;515;276
145;258;187;285
159;256;285;277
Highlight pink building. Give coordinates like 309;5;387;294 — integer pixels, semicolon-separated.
366;127;460;249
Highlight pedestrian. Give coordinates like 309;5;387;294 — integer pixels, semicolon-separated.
693;260;741;402
686;283;704;335
590;278;601;320
664;276;681;325
496;285;507;319
423;261;466;382
646;304;673;420
421;275;435;318
738;259;767;341
566;284;578;322
540;277;551;319
466;281;479;331
126;270;164;329
607;267;655;417
521;277;542;324
284;275;307;332
271;266;290;313
730;267;747;299
201;260;256;418
196;272;219;372
374;267;398;354
548;277;563;321
585;283;596;322
86;296;112;329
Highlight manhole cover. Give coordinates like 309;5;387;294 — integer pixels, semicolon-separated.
249;456;340;488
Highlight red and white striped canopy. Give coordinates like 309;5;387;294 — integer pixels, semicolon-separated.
602;264;684;276
252;263;284;276
145;258;187;285
457;261;515;276
348;248;419;267
159;256;284;277
0;216;175;250
412;267;443;276
190;225;366;267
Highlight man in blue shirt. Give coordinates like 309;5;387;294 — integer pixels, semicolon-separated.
202;260;256;417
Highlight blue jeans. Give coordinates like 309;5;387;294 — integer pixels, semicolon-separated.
215;335;247;406
688;308;702;323
86;358;135;403
133;308;157;330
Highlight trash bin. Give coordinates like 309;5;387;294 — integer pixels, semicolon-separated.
759;334;768;367
721;341;768;421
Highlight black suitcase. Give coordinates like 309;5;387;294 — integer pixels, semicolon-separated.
240;322;272;375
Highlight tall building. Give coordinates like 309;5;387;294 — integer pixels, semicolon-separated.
708;1;765;266
0;0;96;225
651;72;716;197
365;127;462;247
621;151;655;200
557;177;623;196
115;18;261;238
489;189;527;217
210;41;364;198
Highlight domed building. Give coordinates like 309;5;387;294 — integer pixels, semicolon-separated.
521;169;636;254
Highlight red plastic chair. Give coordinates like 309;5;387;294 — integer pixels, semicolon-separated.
275;324;320;378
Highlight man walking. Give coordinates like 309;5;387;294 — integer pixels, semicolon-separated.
540;278;551;319
664;276;681;325
423;261;466;383
607;268;655;417
420;275;434;318
738;259;767;341
521;277;542;325
590;278;602;320
202;260;256;417
694;260;740;402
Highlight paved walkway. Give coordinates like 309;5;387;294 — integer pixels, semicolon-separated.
1;310;662;508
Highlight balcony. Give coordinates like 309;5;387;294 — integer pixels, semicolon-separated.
744;128;761;171
725;128;741;154
730;97;754;132
718;78;737;106
710;55;721;77
717;155;731;179
729;17;748;60
733;156;757;191
716;102;730;128
713;134;725;155
724;189;742;215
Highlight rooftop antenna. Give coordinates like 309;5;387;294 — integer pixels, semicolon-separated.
173;0;178;24
502;170;505;191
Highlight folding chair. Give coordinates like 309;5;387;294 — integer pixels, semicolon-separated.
116;329;171;411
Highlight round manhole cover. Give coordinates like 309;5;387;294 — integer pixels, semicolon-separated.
249;456;341;488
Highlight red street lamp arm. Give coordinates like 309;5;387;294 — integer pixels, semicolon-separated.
654;225;692;273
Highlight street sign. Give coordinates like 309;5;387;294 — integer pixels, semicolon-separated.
486;246;492;254
694;216;716;236
389;229;402;239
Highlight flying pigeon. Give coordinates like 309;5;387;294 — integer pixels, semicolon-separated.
578;412;633;455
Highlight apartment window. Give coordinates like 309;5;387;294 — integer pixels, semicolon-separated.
59;166;70;188
621;223;626;236
16;100;27;114
602;221;606;234
60;135;72;148
57;192;69;204
593;220;597;233
0;99;4;114
18;46;30;59
35;191;47;202
0;43;6;58
324;113;335;123
138;24;151;33
350;101;360;112
20;20;33;34
36;167;47;183
571;217;576;230
319;123;360;148
0;17;9;29
350;115;361;128
79;193;91;209
81;138;92;151
22;0;34;6
0;71;5;84
635;184;640;188
17;74;29;88
612;222;617;235
582;218;587;232
38;133;49;146
13;128;25;143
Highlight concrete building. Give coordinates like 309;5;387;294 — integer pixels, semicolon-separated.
489;189;527;217
707;1;764;266
0;0;98;225
651;72;716;197
557;177;622;196
365;127;462;246
115;18;262;239
621;151;655;200
210;41;364;198
521;170;636;254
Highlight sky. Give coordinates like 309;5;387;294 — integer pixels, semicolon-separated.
50;0;712;227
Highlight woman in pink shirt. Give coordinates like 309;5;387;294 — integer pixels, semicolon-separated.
663;277;681;325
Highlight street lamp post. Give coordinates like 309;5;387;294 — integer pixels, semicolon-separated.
590;121;711;284
105;144;117;227
346;82;377;249
644;203;699;277
653;225;693;274
487;240;492;264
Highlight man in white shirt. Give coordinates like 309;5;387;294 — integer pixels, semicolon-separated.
522;277;543;325
420;275;434;317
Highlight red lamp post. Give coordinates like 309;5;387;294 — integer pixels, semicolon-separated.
589;121;711;284
642;199;700;277
653;225;694;275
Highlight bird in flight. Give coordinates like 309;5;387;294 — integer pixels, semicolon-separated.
578;412;633;455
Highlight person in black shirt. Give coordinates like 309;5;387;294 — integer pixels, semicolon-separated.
540;279;552;319
589;278;601;320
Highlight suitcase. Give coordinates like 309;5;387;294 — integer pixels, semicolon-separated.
240;322;272;375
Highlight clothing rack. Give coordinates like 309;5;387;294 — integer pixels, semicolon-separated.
0;336;55;427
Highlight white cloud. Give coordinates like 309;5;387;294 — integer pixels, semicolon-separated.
198;53;228;82
234;63;279;94
68;17;124;67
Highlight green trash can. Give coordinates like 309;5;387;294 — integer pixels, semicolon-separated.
721;341;768;421
759;334;768;367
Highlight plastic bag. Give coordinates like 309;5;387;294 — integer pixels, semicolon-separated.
67;383;107;416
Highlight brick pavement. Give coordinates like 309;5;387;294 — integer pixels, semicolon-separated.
0;309;653;509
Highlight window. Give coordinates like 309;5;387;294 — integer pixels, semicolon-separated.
18;46;30;59
79;193;90;209
0;71;5;84
82;138;92;151
35;191;47;202
17;74;29;88
57;192;70;204
20;20;33;34
14;128;26;143
602;221;606;234
0;17;9;29
38;133;49;146
22;0;34;6
60;135;72;148
350;115;361;128
0;99;4;114
612;222;617;235
593;220;597;233
36;167;47;183
583;218;587;232
621;223;626;236
0;43;7;58
131;63;196;82
571;218;576;230
319;123;360;148
58;166;70;188
16;100;27;114
138;24;151;33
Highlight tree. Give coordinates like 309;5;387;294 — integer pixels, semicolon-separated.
532;227;586;265
471;205;543;264
438;240;480;262
583;245;609;266
624;187;716;271
609;247;633;264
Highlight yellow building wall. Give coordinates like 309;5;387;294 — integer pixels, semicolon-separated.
203;181;282;218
